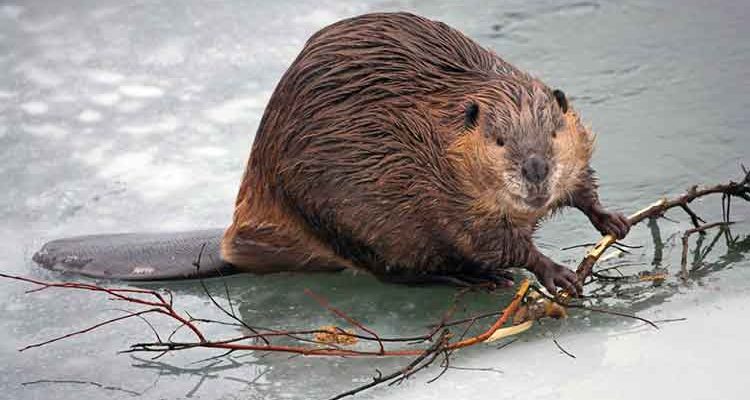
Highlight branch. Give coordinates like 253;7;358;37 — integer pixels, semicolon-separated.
559;169;750;302
0;273;206;342
3;269;530;361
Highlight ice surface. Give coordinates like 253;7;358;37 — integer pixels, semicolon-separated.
1;0;749;399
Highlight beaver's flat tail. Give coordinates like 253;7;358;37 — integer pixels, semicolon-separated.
32;229;236;280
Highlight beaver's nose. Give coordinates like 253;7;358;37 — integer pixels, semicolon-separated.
521;155;549;183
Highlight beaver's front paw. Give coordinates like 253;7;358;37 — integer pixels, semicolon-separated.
529;257;581;296
589;208;630;239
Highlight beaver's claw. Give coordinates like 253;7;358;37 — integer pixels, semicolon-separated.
589;208;630;239
529;257;581;296
541;263;580;296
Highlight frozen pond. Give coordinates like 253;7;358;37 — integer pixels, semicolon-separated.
1;0;749;399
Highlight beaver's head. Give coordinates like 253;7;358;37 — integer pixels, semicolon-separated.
449;78;594;223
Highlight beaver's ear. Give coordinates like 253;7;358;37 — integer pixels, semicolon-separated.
552;89;568;114
464;101;479;130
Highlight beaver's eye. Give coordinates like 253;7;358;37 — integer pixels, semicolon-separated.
553;89;568;114
464;102;479;129
496;137;504;147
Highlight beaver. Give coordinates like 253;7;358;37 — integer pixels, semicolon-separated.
34;12;629;296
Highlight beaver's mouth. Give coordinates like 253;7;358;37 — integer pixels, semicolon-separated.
501;172;551;211
524;193;550;208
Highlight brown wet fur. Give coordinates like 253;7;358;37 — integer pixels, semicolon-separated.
221;12;628;294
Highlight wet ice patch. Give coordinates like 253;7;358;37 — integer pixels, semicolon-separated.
188;146;228;158
20;65;63;87
204;96;264;124
36;34;66;47
19;101;48;115
602;332;646;367
144;39;187;66
292;9;341;26
137;166;192;200
90;6;122;20
550;2;601;17
192;121;219;134
99;149;155;178
119;84;164;98
77;109;102;123
85;69;125;85
115;100;145;114
74;141;115;166
50;93;76;103
21;15;67;33
177;84;204;102
22;123;68;139
70;48;95;65
119;115;179;136
96;149;192;200
0;4;24;20
90;92;121;106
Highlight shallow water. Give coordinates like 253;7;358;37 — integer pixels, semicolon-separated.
1;0;749;399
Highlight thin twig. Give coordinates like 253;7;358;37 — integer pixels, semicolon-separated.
328;330;450;400
193;243;270;345
20;309;162;352
552;338;576;359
